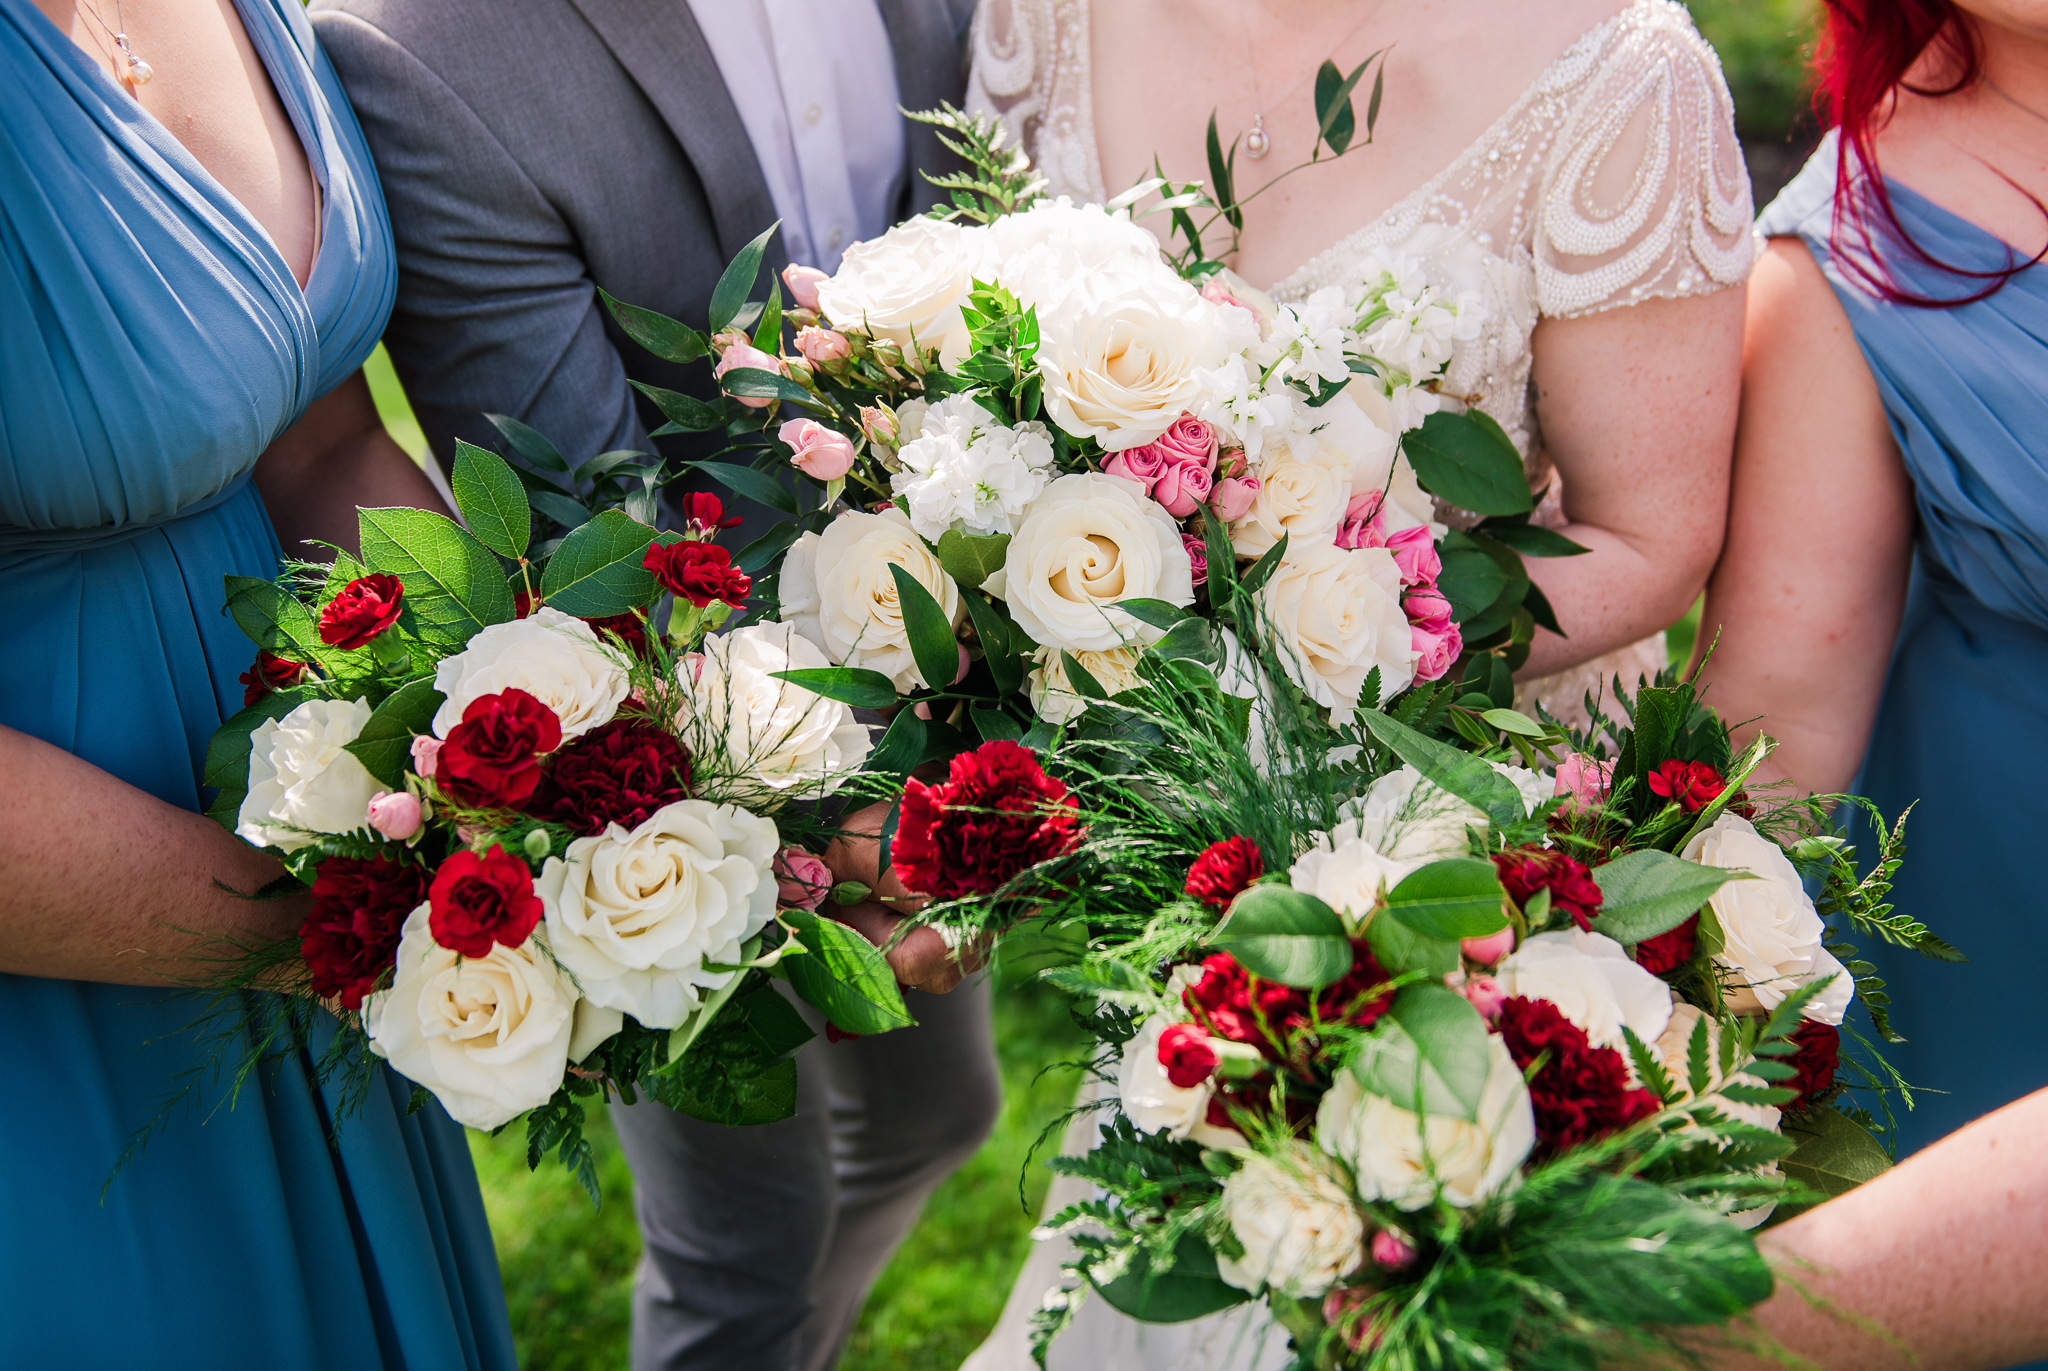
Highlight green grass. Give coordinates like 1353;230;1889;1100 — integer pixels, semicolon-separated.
1688;0;1820;140
365;342;429;462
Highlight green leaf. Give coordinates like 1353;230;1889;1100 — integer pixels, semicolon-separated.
1093;1232;1249;1324
450;439;531;559
708;222;779;334
960;590;1025;695
1779;1106;1893;1210
1206;885;1353;989
1403;409;1534;516
1350;982;1492;1121
1356;708;1529;831
1364;909;1460;978
631;380;726;433
887;563;962;692
866;709;926;775
1237;534;1289;596
662;938;762;1066
599;287;709;363
1592;849;1738;944
1314;56;1371;157
1516;1176;1774;1324
1060;651;1108;702
1116;598;1194;632
969;704;1024;743
357;507;517;647
1149;617;1219;665
753;278;784;353
686;459;799;516
538;508;658;617
1478;521;1590;558
1436;531;1513;622
1383;859;1509;940
732;983;814;1059
736;520;803;577
223;575;330;665
992;916;1086;987
781;908;915;1035
770;667;899;710
527;489;594;531
722;366;820;409
932;529;1012;590
484;413;570;474
1204;114;1238;227
1480;707;1547;738
343;678;445;788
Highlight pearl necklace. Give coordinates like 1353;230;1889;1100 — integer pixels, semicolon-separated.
77;0;154;89
1236;1;1387;159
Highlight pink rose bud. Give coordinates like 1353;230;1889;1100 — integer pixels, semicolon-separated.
1334;493;1388;551
779;418;857;481
1321;1286;1386;1355
713;340;785;409
1217;448;1249;480
794;325;851;365
1456;973;1507;1021
1182;530;1209;587
366;790;424;842
773;847;834;910
1461;927;1516;967
1403;585;1454;632
1411;622;1462;683
1102;445;1167;490
781;263;829;311
1555;755;1616;813
1384;524;1442;585
1370;1228;1418;1271
410;734;442;780
857;404;898;448
1200;277;1251;313
1209;475;1261;523
1151;458;1215;518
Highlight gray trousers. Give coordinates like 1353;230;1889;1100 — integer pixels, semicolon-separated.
608;979;1002;1371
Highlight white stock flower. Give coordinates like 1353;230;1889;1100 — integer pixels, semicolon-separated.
1290;831;1418;928
1683;815;1853;1025
1496;929;1675;1053
998;472;1194;652
537;800;780;1029
237;697;382;852
1255;542;1416;718
814;215;989;363
1192;354;1298;464
1215;1144;1367;1298
1316;1041;1535;1211
1655;1003;1782;1134
1034;266;1238;451
1337;763;1548;864
674;622;873;806
1116;1015;1249;1150
364;907;576;1132
779;507;964;692
1261;287;1353;388
1027;643;1146;724
889;393;1056;541
431;607;629;741
1228;444;1350;557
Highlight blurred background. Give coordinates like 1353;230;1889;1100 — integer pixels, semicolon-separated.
361;5;1820;1366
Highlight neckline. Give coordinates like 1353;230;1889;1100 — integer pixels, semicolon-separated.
1882;174;2048;285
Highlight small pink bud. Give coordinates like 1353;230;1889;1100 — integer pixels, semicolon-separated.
794;325;851;364
1371;1228;1418;1270
410;734;442;780
1384;524;1442;585
857;404;899;448
1334;493;1388;551
1461;928;1516;967
773;847;833;910
713;340;785;409
779;418;857;481
366;790;424;842
1555;755;1616;814
1320;1286;1385;1354
1209;475;1261;523
782;263;829;311
1217;448;1249;480
1458;973;1507;1021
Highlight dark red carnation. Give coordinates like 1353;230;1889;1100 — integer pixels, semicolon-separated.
318;573;405;650
437;688;564;809
643;540;751;608
239;650;305;707
1784;1020;1841;1112
681;492;742;537
1648;759;1727;814
1492;846;1604;931
428;846;545;958
1181;942;1392;1061
1158;1022;1220;1088
529;719;689;835
889;740;1080;901
1185;836;1263;910
1495;996;1660;1155
514;589;539;618
300;854;431;1010
1634;913;1700;975
584;609;652;658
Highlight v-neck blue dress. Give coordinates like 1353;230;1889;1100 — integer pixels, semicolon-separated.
0;1;515;1365
1759;138;2048;1158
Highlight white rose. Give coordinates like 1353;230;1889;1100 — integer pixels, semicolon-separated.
674;622;873;806
1496;929;1675;1053
537;800;780;1029
1682;814;1853;1025
1027;643;1146;724
1317;1039;1534;1211
364;907;575;1132
1655;1003;1781;1134
1228;445;1350;557
814;215;989;364
890;394;1056;542
431;606;629;741
1290;831;1419;928
1337;763;1548;864
999;472;1194;653
1116;1015;1251;1150
779;507;964;692
237;697;382;852
988;199;1166;315
1214;1144;1367;1298
1034;265;1237;451
1255;542;1415;718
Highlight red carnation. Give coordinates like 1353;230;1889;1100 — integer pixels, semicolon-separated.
1185;836;1263;910
1158;1022;1221;1088
437;688;564;809
1634;913;1700;975
1495;995;1659;1155
318;573;406;650
889;740;1080;901
1647;759;1727;814
681;492;742;537
529;719;689;836
1492;846;1604;931
428;846;544;958
514;589;539;618
300;854;430;1010
1784;1020;1841;1112
644;540;751;608
239;650;305;707
1182;942;1392;1059
584;609;652;658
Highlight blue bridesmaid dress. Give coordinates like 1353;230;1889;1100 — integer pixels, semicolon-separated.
0;0;516;1365
1759;138;2048;1159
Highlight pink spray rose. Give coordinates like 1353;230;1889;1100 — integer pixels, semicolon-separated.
1411;622;1462;683
857;404;898;448
1334;493;1388;551
1151;415;1220;468
773;847;834;910
779;418;857;480
1554;755;1616;813
1460;927;1516;967
1152;459;1214;518
366;790;424;842
409;734;442;780
1102;445;1168;488
1384;524;1442;585
1403;585;1454;632
794;325;851;364
713;339;785;409
1448;970;1506;1020
1182;530;1209;587
1371;1228;1419;1271
781;263;828;311
1209;475;1261;523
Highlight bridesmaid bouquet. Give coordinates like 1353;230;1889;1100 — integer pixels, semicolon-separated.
204;437;913;1199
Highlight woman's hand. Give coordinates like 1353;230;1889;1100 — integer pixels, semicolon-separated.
821;801;971;995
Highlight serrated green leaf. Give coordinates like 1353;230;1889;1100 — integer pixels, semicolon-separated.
1779;1106;1893;1209
1403;409;1534;516
1436;531;1512;621
357;506;517;646
781;908;914;1035
1593;850;1738;944
223;575;331;665
451;439;531;559
538;508;658;617
1364;907;1460;978
932;529;1012;590
769;667;898;710
1206;885;1352;989
341;678;446;788
1384;858;1509;940
1350;982;1491;1121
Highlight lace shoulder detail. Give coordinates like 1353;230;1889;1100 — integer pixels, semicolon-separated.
1533;0;1754;317
965;0;1105;204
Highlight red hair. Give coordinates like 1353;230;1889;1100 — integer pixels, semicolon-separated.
1814;0;2040;304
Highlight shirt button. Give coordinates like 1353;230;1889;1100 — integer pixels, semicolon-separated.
827;226;844;250
804;103;823;126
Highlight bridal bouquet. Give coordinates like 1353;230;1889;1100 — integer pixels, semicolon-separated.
201;437;912;1197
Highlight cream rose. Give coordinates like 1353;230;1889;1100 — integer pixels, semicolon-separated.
1682;814;1853;1025
1316;1038;1535;1210
1228;445;1351;557
1035;266;1237;451
1026;643;1146;724
431;606;629;741
1336;763;1549;865
363;907;576;1131
1289;831;1419;929
674;622;874;806
999;472;1194;653
1496;929;1675;1053
237;697;382;853
1256;542;1416;718
814;216;988;364
1214;1144;1367;1298
779;507;964;692
1116;1014;1251;1150
537;800;780;1028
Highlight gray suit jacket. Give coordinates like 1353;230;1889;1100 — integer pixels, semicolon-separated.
311;0;973;472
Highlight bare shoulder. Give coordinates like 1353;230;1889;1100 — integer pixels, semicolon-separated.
1745;238;1862;376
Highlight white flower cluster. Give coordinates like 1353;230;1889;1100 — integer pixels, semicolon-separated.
889;393;1055;542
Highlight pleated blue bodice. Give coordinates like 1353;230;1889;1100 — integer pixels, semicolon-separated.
1759;136;2048;1156
0;0;513;1364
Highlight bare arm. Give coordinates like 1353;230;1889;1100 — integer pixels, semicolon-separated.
1520;285;1745;678
253;369;454;559
1691;240;1915;796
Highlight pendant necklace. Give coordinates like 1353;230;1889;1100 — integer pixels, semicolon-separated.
76;0;154;89
1237;2;1387;160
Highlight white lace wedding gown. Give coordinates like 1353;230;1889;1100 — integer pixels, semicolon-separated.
959;3;1754;1369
